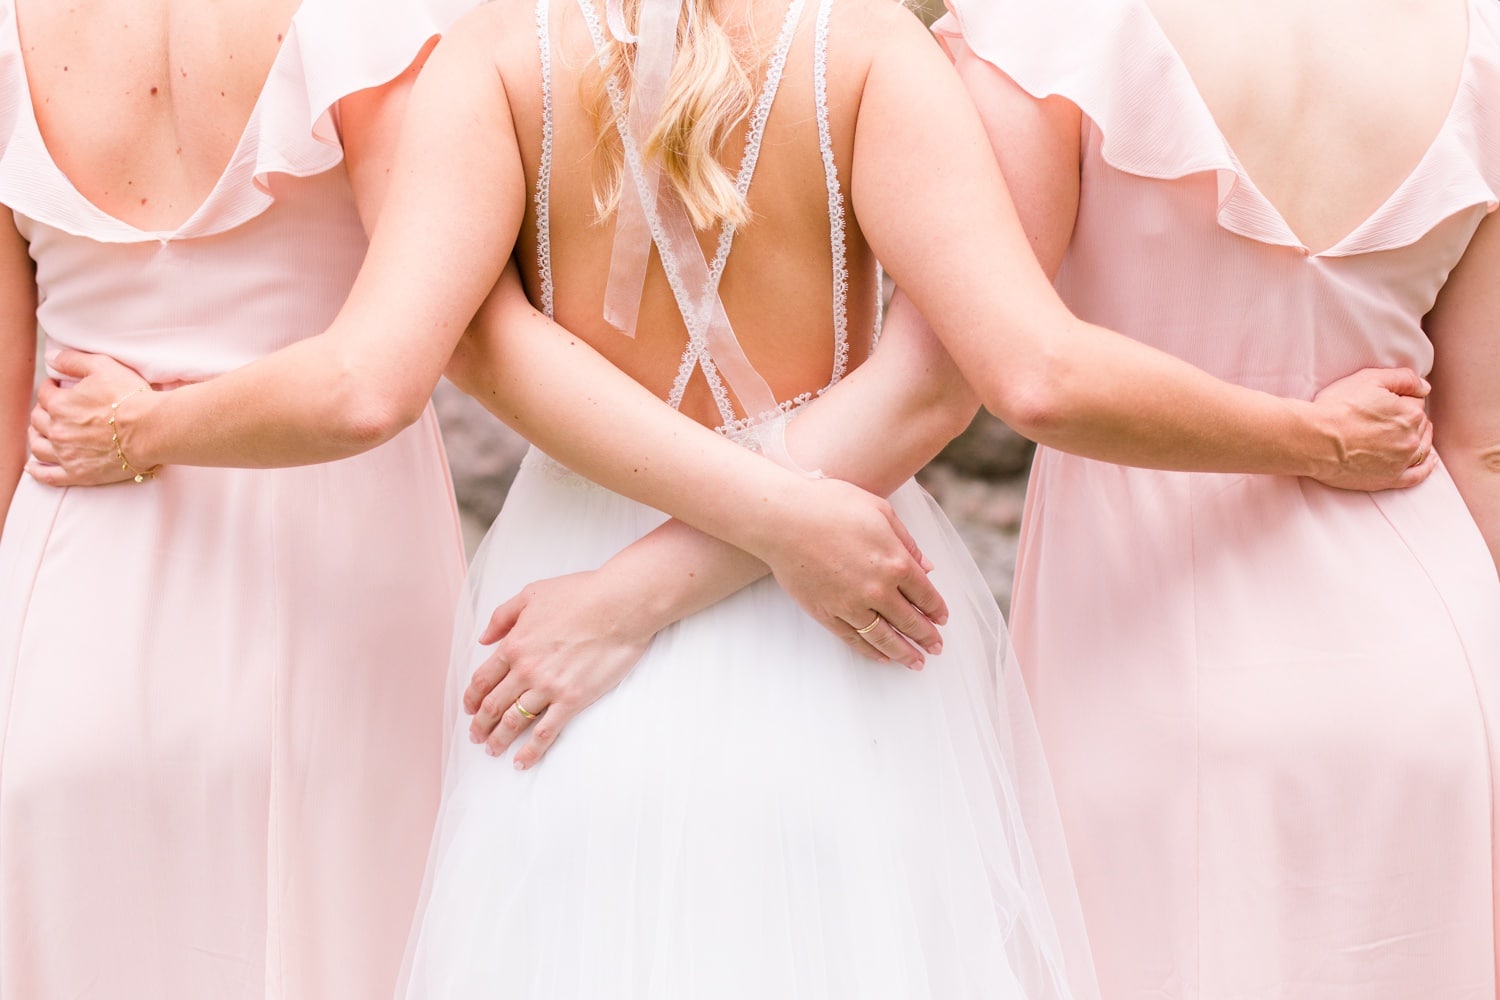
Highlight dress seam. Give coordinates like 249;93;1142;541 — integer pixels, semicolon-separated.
264;470;286;999
1365;486;1499;969
0;485;69;963
1188;475;1203;1000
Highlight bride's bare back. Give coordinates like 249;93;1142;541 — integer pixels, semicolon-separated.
481;0;887;429
14;0;300;231
1147;0;1469;255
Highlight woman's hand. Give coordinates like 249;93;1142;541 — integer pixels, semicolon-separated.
751;476;948;666
27;350;156;487
465;571;658;769
1306;367;1436;492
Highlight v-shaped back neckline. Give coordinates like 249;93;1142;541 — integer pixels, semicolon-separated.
6;0;298;241
1135;0;1475;258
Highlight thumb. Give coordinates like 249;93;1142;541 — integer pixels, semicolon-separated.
1375;367;1431;400
49;349;104;380
478;592;526;646
885;507;933;574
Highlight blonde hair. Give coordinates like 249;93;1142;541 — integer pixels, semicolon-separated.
585;0;758;231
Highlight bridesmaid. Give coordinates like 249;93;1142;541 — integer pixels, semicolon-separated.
934;0;1500;994
0;0;472;996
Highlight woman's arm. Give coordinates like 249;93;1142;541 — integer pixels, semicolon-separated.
1427;210;1500;572
848;8;1432;491
28;31;467;473
456;285;977;766
0;213;35;532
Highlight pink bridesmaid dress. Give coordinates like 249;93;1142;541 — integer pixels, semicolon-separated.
0;1;471;996
937;0;1500;997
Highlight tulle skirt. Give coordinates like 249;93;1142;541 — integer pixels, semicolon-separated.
400;448;1097;1000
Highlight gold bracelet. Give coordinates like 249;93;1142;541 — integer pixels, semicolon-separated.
109;385;161;483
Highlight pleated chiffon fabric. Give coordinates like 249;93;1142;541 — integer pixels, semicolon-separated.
0;1;472;996
936;0;1500;996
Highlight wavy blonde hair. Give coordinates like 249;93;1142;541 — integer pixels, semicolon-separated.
584;0;759;230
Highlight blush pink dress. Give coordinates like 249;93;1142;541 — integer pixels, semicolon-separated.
0;1;471;997
936;0;1500;997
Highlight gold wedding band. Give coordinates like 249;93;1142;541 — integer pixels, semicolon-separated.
855;615;882;635
513;700;539;720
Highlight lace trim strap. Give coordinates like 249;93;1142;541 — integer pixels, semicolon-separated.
534;0;556;319
813;0;851;386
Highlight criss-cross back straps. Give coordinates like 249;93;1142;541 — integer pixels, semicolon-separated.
532;0;865;448
581;0;808;466
599;0;682;338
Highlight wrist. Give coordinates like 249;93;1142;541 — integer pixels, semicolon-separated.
591;552;682;638
730;473;816;566
115;388;165;473
1284;398;1341;480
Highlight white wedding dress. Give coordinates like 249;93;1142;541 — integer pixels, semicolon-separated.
400;1;1097;996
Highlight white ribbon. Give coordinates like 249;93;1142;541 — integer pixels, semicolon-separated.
602;0;682;337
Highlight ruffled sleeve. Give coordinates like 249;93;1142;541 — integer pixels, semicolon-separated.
0;0;480;243
0;3;17;160
932;0;1500;257
254;0;479;183
931;0;1233;183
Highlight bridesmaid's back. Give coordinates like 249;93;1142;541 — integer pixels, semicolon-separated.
1146;0;1469;255
13;0;300;231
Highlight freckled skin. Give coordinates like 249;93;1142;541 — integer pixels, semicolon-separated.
14;0;299;230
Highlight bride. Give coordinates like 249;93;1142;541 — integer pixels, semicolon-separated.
31;0;1433;993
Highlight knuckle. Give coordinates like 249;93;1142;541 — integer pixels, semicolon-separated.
889;610;922;634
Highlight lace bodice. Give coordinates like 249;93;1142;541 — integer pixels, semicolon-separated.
533;0;879;441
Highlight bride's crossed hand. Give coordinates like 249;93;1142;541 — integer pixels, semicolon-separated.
464;571;656;770
755;475;950;661
466;476;950;768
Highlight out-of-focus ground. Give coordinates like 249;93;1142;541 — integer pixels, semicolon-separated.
434;383;1034;615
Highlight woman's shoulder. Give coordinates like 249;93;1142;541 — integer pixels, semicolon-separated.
828;0;934;62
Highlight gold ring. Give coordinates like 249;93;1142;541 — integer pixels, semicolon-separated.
854;615;882;635
513;700;539;720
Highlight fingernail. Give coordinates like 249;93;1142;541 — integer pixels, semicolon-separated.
485;744;501;757
514;759;527;771
931;642;943;655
